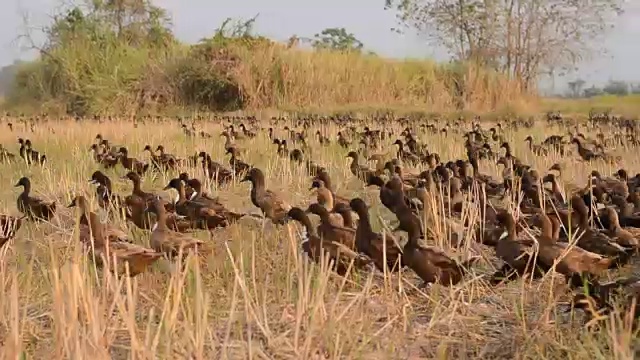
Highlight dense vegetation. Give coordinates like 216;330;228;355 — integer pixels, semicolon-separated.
2;2;529;116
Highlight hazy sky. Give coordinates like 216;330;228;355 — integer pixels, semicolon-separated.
2;0;639;92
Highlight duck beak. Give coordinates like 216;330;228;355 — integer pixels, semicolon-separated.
13;182;20;187
240;175;250;183
67;202;75;208
88;179;98;185
162;185;172;190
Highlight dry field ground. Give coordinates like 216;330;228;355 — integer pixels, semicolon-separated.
0;113;638;360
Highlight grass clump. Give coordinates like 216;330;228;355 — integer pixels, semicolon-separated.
4;4;532;116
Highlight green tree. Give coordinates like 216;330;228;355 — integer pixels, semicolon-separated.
312;28;364;52
384;0;624;89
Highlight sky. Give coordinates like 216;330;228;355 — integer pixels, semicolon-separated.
2;0;639;93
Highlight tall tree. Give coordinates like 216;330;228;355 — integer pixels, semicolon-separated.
384;0;624;89
567;78;585;98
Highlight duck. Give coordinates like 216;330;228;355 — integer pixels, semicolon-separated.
163;178;229;230
124;195;192;233
122;172;156;202
117;147;149;175
395;200;478;286
310;179;338;212
241;168;291;225
89;170;123;212
146;198;205;257
15;177;56;221
226;147;252;176
534;211;621;281
490;211;547;284
569;276;640;323
603;207;640;249
349;198;404;272
570;195;634;259
306;203;356;249
313;171;350;206
0;215;24;249
89;144;119;168
332;202;356;229
68;195;162;277
346;151;375;183
287;207;371;275
199;151;234;185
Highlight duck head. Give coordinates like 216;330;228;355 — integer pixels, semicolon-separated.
14;177;30;188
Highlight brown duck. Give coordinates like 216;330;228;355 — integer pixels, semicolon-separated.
571;195;633;259
490;211;547;284
124;195;192;233
241;168;291;225
146;198;205;257
287;207;371;275
163;178;229;230
306;203;356;249
535;211;621;280
89;170;123;212
333;202;356;229
0;215;24;249
349;198;404;272
68;195;162;277
187;178;247;223
117;147;149;175
603;207;640;249
15;177;56;221
395;203;478;286
122;172;156;202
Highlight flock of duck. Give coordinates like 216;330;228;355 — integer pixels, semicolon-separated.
1;113;640;328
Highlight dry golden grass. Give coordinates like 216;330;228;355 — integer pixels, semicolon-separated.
8;39;534;115
227;45;532;113
0;114;638;359
542;95;640;119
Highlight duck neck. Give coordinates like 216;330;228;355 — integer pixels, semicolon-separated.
538;216;554;243
355;209;374;236
21;183;31;196
131;179;142;195
503;219;516;241
250;178;266;196
155;206;169;230
299;214;317;237
87;211;106;245
318;188;334;210
338;210;354;228
176;184;186;203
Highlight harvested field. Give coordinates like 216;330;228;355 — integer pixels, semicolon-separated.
0;112;638;359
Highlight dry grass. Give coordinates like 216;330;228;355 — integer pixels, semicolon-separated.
542;95;640;119
7;38;533;115
0;114;638;359
227;45;532;113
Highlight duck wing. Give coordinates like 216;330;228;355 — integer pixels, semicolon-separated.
93;241;163;276
104;224;131;243
261;190;292;223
